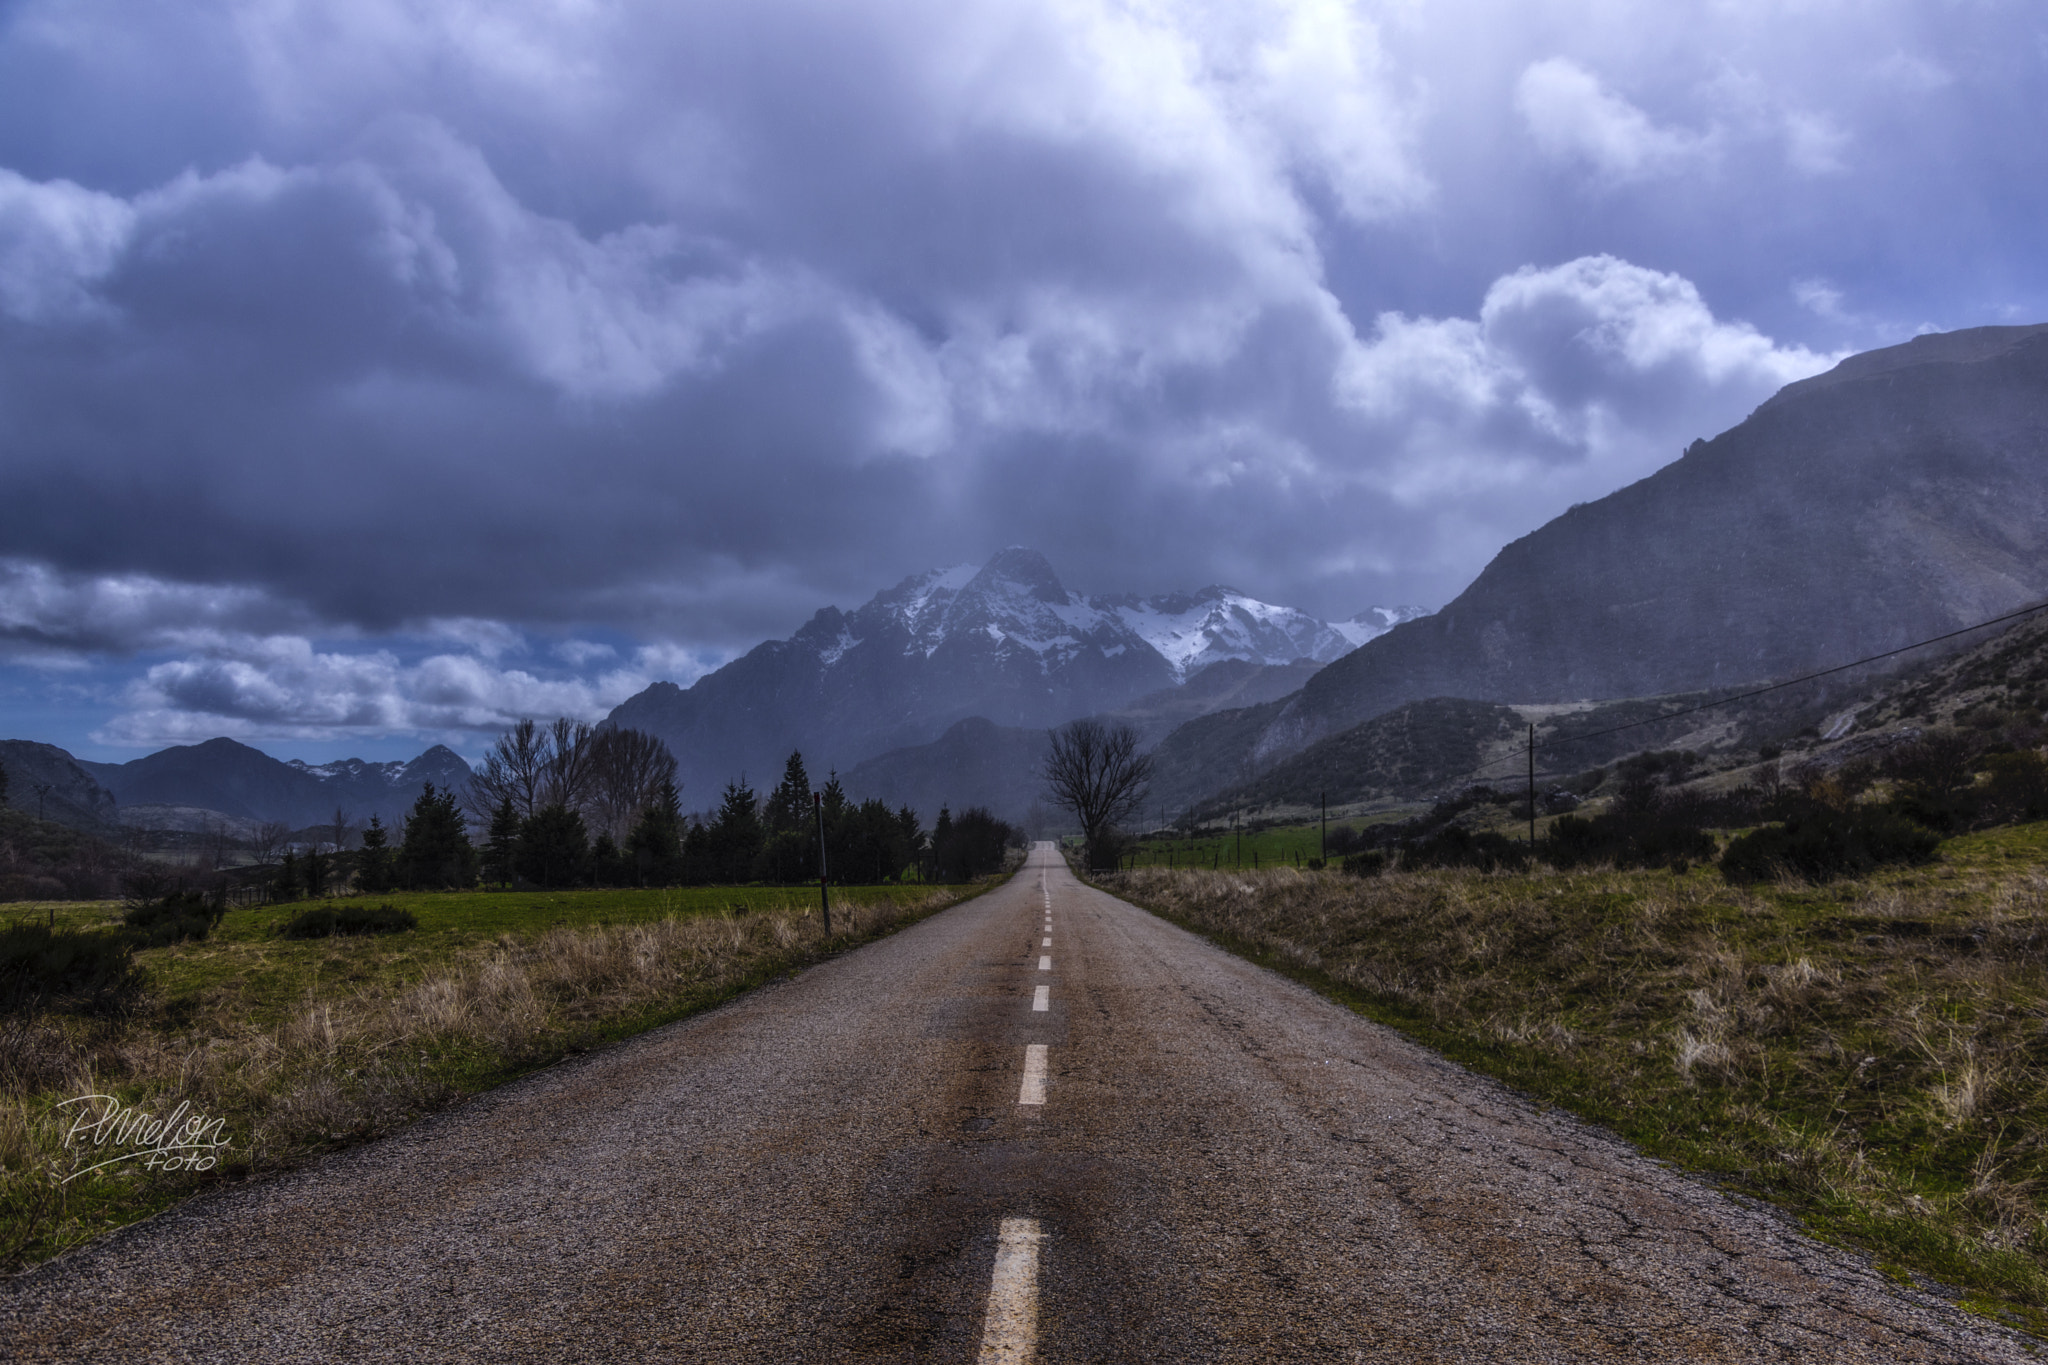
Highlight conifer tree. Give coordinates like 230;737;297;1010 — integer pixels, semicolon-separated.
484;797;521;887
302;844;329;899
625;778;684;885
763;751;812;836
397;783;479;889
516;803;590;888
357;815;395;894
708;778;763;883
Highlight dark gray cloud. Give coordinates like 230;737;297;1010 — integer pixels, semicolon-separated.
0;0;2042;750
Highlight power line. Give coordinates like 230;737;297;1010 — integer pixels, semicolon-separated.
1438;594;2048;792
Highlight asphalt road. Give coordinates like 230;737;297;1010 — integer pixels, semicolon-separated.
4;844;2035;1362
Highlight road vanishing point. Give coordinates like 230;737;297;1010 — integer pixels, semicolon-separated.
3;844;2034;1362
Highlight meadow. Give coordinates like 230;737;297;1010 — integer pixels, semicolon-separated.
1099;822;2048;1336
1129;814;1413;870
1;880;986;1270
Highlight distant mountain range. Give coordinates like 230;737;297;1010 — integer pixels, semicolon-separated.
0;737;475;836
608;546;1424;804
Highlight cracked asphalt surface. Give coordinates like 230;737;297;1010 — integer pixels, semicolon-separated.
3;844;2036;1361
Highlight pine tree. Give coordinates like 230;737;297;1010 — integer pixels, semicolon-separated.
625;778;684;886
763;751;812;836
927;806;954;883
357;815;395;894
397;783;479;889
302;844;329;899
708;779;763;883
591;831;626;887
516;803;590;888
484;797;521;888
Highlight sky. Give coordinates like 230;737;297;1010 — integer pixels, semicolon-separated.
2;0;2044;763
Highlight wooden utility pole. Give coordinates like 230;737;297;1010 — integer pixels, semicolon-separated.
1527;724;1537;849
1320;791;1327;864
813;791;832;936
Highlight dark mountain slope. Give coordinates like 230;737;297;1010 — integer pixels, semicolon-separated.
80;739;474;827
840;717;1052;826
0;741;119;830
1251;323;2048;765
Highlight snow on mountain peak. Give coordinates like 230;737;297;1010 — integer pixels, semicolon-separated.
1331;604;1433;649
834;551;1433;683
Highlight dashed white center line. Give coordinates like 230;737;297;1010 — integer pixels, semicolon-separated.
1037;955;1051;971
976;1217;1043;1364
1032;984;1049;1012
1018;1044;1049;1105
1041;936;1051;947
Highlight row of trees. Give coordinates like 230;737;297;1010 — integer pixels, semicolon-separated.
291;731;1024;892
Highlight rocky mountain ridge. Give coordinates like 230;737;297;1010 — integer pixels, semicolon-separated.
609;547;1423;802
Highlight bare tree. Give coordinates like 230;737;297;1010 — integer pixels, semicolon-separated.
1040;719;1153;871
584;728;678;842
541;717;598;811
328;806;357;855
198;817;233;871
251;820;292;866
468;718;553;822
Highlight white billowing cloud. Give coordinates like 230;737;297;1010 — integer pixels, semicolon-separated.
0;169;137;322
95;630;686;746
0;559;303;659
1228;0;1429;222
1515;58;1711;182
1337;254;1837;507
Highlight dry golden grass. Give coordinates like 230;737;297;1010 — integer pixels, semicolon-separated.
1;888;962;1269
1104;826;2048;1333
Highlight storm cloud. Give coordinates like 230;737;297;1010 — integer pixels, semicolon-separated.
1;0;2042;753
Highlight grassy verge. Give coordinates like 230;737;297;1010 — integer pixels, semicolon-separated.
1;881;984;1271
1093;824;2048;1337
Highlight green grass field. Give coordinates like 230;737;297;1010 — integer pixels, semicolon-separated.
1130;816;1412;869
8;883;955;1033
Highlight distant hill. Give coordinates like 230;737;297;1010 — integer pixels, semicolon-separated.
608;546;1422;801
1166;324;2048;790
0;740;119;830
76;738;475;829
840;717;1053;827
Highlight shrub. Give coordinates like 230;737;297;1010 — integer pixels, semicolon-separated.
281;903;419;939
1546;811;1716;872
1340;851;1385;877
1400;826;1528;873
1720;807;1941;884
121;891;219;946
0;923;146;1015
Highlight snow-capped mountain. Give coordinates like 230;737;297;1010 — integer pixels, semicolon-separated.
834;549;1419;681
608;548;1427;803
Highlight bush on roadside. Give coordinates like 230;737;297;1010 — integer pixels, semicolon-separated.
281;903;418;938
0;923;146;1015
1400;825;1528;873
1546;811;1718;872
1719;806;1940;883
121;891;220;946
